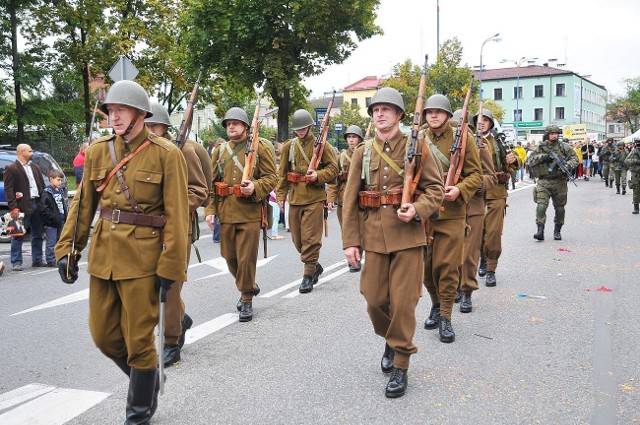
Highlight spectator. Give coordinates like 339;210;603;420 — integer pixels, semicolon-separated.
4;144;46;271
514;142;527;182
40;170;68;266
73;140;89;186
580;138;595;181
268;190;283;240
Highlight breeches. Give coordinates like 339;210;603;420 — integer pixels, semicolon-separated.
482;198;507;271
221;221;261;302
289;201;324;276
460;213;484;292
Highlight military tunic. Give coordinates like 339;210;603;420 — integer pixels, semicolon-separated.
204;136;277;302
326;146;355;226
342;130;444;368
56;127;189;369
276;132;339;276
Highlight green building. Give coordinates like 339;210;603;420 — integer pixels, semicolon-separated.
473;65;607;140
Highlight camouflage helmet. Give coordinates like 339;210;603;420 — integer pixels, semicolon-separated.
222;107;250;128
424;94;453;117
367;87;405;119
99;80;152;118
291;109;315;130
606;137;614;143
473;108;495;130
145;102;172;126
344;125;364;140
544;124;562;135
617;141;626;147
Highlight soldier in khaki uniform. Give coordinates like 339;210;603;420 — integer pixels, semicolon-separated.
145;102;211;367
342;87;444;398
477;110;520;287
205;107;277;321
327;125;363;272
421;94;482;343
55;80;189;424
452;109;496;313
276;109;339;293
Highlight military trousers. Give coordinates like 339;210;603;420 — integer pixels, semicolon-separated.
613;168;628;187
602;161;611;181
361;247;423;370
336;204;344;228
289;201;324;276
460;213;484;293
630;173;640;204
482;198;507;272
164;240;192;346
533;178;568;226
220;221;261;303
424;218;465;321
89;274;159;370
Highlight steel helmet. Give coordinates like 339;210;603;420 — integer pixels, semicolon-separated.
473;108;495;130
451;109;473;126
344;125;364;140
367;87;405;119
222;107;250;128
544;124;562;135
617;141;626;147
145;102;172;126
291;109;315;130
99;80;152;118
424;94;453;117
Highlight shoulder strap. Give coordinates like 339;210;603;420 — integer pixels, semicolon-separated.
224;142;245;173
101;139;151;214
424;132;450;169
294;139;311;166
372;139;404;177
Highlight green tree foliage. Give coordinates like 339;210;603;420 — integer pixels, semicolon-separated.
481;99;505;124
608;77;640;133
428;38;474;111
180;0;382;142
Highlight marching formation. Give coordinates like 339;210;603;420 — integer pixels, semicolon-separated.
50;66;625;422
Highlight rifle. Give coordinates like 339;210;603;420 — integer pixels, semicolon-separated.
364;119;373;141
308;90;336;174
445;78;474;187
175;67;203;150
401;54;429;210
548;149;578;187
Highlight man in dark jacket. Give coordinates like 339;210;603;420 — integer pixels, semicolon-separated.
4;144;46;271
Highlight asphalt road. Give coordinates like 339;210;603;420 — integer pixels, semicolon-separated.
0;177;638;425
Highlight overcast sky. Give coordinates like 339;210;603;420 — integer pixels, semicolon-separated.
304;0;639;99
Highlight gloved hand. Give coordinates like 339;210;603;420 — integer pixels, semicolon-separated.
58;253;80;284
10;208;20;220
155;276;175;302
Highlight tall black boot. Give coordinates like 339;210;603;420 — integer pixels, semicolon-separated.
609;180;614;188
553;224;562;241
633;204;639;214
616;184;621;194
622;187;626;195
533;224;544;241
112;357;131;376
125;368;158;425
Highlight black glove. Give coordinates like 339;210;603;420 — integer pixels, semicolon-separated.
155;276;175;302
58;253;80;284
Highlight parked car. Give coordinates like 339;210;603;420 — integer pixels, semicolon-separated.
0;145;66;242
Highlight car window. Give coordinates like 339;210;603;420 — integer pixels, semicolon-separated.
0;158;15;182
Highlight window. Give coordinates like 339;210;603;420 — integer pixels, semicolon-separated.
513;86;523;99
351;98;358;106
494;88;502;101
513;109;522;122
555;107;565;120
365;97;372;107
534;108;543;121
556;83;566;96
534;85;544;98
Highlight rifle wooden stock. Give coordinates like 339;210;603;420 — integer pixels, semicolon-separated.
401;55;429;208
445;78;474;188
308;91;336;173
242;91;262;182
175;67;203;149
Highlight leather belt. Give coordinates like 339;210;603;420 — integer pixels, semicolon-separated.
100;208;165;228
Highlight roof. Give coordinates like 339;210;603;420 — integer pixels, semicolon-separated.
473;65;606;90
344;76;383;92
308;95;344;110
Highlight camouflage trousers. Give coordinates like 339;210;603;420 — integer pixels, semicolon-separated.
630;173;640;204
613;168;628;187
602;161;611;181
533;178;568;225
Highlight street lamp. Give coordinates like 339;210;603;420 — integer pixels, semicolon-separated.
500;56;538;142
479;33;501;106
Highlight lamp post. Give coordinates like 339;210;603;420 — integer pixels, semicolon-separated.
479;33;501;108
500;56;537;142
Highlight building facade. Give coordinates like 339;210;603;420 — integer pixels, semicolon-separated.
474;65;607;140
342;76;384;117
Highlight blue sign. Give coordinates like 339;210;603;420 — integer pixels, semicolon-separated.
315;108;327;126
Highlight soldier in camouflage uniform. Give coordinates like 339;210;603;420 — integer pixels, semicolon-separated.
599;138;615;187
624;138;640;214
610;141;629;195
528;125;579;241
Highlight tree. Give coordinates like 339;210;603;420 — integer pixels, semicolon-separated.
180;0;382;141
382;59;423;125
481;99;505;123
428;38;474;111
608;77;640;134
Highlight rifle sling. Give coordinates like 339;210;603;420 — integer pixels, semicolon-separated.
103;139;151;214
97;139;152;193
295;140;312;166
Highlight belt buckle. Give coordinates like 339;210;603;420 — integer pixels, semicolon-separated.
111;209;121;224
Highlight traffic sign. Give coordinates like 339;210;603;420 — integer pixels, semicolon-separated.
315;108;327;126
108;55;138;82
334;123;343;131
502;121;543;128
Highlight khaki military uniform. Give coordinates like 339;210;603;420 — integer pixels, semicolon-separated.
481;134;521;273
204;136;277;303
276;133;338;276
326;146;356;226
162;135;210;346
460;138;496;293
56;127;189;370
342;130;444;369
423;125;483;321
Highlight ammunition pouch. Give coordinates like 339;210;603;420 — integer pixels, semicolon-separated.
215;182;246;198
287;172;308;184
496;172;511;184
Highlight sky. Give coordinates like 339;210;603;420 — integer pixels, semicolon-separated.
303;0;640;99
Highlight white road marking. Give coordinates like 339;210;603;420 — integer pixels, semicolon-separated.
10;289;89;317
194;255;278;281
0;385;109;425
283;266;351;298
0;384;55;411
260;259;348;298
183;313;238;345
